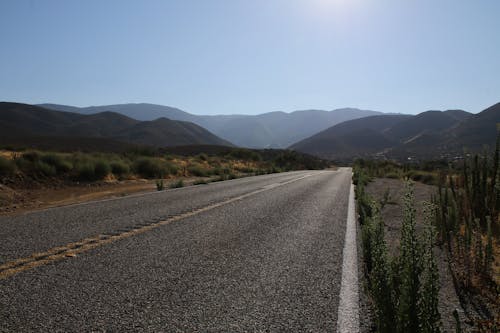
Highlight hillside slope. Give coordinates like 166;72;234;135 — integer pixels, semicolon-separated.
290;104;500;161
0;102;232;149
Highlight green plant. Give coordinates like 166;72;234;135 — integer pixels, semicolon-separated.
170;179;184;188
21;151;41;162
368;203;396;333
156;178;164;191
420;203;441;333
34;160;57;176
354;165;443;332
193;179;208;185
40;153;72;174
74;160;96;181
397;181;422;333
133;157;168;178
94;160;111;179
187;164;209;177
197;153;208;161
0;156;16;176
110;160;130;176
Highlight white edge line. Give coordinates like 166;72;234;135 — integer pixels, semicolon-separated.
336;180;360;333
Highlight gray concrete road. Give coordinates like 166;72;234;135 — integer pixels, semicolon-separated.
0;169;353;332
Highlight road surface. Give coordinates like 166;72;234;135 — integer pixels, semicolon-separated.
0;169;356;332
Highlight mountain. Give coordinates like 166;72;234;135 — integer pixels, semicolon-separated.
39;103;382;148
289;105;499;161
384;111;464;143
444;102;500;150
289;115;411;160
114;118;232;147
0;102;232;150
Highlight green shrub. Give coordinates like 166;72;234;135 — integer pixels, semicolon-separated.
187;164;208;177
212;167;223;176
197;153;208;161
165;162;179;176
194;179;208;185
21;151;41;162
110;160;130;176
14;156;32;173
397;182;422;333
94;160;111;179
170;180;184;188
0;156;16;176
235;166;255;173
41;153;72;173
74;161;96;181
156;178;165;191
133;157;168;178
227;149;262;161
34;160;57;176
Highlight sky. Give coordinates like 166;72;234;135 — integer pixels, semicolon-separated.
1;0;499;115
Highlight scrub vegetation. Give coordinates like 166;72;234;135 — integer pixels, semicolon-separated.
0;147;329;183
354;135;500;332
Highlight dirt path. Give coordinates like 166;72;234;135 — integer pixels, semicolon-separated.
0;177;209;216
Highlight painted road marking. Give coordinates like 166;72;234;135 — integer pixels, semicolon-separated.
0;173;320;280
337;182;360;333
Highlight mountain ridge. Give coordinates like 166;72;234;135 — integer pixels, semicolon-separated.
38;103;383;148
289;105;500;161
0;102;232;149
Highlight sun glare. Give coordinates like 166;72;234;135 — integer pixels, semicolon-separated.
305;0;363;22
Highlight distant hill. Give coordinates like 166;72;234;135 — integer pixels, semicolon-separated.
289;104;500;161
0;102;232;150
39;103;382;148
289;115;411;160
446;102;500;149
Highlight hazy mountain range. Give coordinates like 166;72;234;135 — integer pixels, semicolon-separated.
39;103;382;148
1;101;499;161
291;103;500;161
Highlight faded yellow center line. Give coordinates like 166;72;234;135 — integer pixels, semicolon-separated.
0;172;322;280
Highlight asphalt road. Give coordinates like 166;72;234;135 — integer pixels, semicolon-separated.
0;169;354;332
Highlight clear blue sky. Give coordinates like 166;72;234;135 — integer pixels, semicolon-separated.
1;0;499;115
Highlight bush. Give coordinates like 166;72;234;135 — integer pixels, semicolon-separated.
165;162;179;176
41;153;72;174
94;160;111;179
133;157;168;178
227;149;262;161
156;179;165;191
0;156;16;176
14;156;32;173
235;166;255;173
74;160;96;181
34;161;57;176
110;160;130;176
170;180;184;188
21;151;41;162
187;164;209;177
197;153;208;161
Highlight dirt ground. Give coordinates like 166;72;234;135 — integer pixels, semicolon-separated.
365;178;472;332
0;176;211;216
